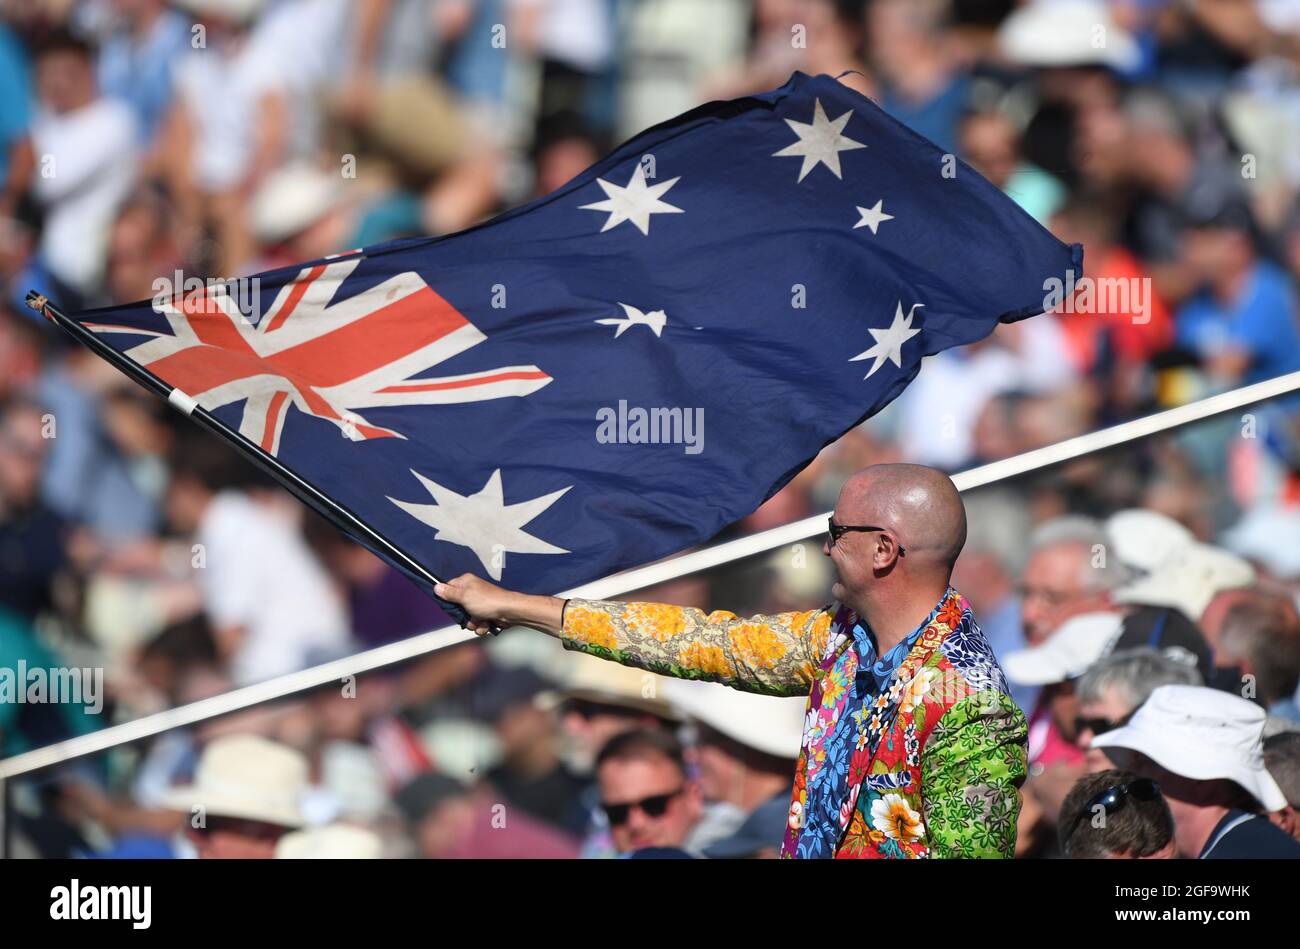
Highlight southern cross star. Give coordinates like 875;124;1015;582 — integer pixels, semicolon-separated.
388;469;571;580
854;199;894;235
773;98;866;182
580;164;683;235
850;302;924;379
595;302;667;338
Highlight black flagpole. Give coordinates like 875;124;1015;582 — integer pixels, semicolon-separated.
26;290;469;627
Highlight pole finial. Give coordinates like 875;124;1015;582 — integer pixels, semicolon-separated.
24;290;49;317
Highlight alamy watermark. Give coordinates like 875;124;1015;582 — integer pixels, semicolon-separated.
596;400;704;455
152;272;263;326
1;662;104;714
1043;270;1151;324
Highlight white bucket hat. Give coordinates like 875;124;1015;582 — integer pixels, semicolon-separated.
1091;684;1288;811
1003;611;1123;686
161;734;308;828
172;0;265;23
275;824;382;859
1113;541;1255;620
535;650;680;721
251;163;347;246
661;679;805;760
1105;509;1194;574
998;0;1140;71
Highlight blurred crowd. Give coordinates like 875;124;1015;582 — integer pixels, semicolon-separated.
2;0;1300;858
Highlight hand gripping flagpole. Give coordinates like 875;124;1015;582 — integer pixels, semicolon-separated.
24;291;464;623
4;290;1300;787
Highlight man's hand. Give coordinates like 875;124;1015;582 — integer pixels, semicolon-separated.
434;573;566;638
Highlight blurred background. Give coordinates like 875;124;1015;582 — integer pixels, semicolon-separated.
2;0;1300;859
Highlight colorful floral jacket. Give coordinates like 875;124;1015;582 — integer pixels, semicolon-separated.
560;588;1027;858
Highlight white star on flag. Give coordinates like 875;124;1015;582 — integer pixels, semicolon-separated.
850;302;924;379
854;200;894;235
580;164;683;235
595;302;667;338
388;469;571;580
773;98;866;182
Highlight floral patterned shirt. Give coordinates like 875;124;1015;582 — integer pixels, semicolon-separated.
560;588;1027;858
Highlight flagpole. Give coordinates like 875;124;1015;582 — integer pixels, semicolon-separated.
24;291;461;621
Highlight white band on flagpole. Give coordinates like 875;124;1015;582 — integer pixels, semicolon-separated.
2;369;1298;781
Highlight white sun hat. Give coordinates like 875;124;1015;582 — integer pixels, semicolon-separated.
998;0;1140;71
661;679;805;760
1091;684;1287;811
1112;542;1256;620
275;824;382;859
1105;509;1194;574
172;0;265;23
251;163;346;245
1003;611;1123;686
161;734;308;828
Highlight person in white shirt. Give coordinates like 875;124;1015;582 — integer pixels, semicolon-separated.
159;0;289;275
30;30;138;300
163;437;353;685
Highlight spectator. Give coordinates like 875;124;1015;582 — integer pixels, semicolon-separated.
94;0;191;147
29;29;137;304
163;434;352;684
0;394;67;619
1058;768;1176;859
1176;192;1300;391
162;734;308;858
1073;646;1204;772
595;728;703;856
394;770;578;859
1263;731;1300;842
479;666;587;836
960;109;1066;226
1215;594;1300;720
1093;685;1300;858
664;679;804;848
159;0;288;274
1020;516;1128;646
1005;611;1124;851
274;823;383;859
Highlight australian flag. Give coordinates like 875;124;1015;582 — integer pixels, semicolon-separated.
66;73;1081;619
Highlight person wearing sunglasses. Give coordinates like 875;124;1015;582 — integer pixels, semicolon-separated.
595;729;703;855
1072;646;1202;773
436;462;1030;859
1058;769;1176;859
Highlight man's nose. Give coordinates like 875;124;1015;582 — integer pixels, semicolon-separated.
625;805;653;833
822;538;832;557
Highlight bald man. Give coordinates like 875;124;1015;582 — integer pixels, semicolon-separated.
437;464;1028;858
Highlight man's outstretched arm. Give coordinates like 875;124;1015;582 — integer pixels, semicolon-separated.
435;574;834;697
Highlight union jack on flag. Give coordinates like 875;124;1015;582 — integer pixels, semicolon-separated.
68;73;1081;615
84;255;552;456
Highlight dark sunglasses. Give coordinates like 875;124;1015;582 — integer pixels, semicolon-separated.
827;517;905;556
1071;778;1162;834
1074;707;1136;739
601;787;684;827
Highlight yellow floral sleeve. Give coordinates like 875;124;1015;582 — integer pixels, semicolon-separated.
560;598;835;697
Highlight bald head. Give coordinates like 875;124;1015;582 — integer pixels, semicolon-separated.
836;464;967;576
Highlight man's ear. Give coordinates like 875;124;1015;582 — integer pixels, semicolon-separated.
873;533;900;568
1265;806;1297;839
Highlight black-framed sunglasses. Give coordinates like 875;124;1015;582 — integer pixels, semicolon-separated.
1074;707;1135;739
827;517;906;556
1072;778;1162;833
601;787;685;827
